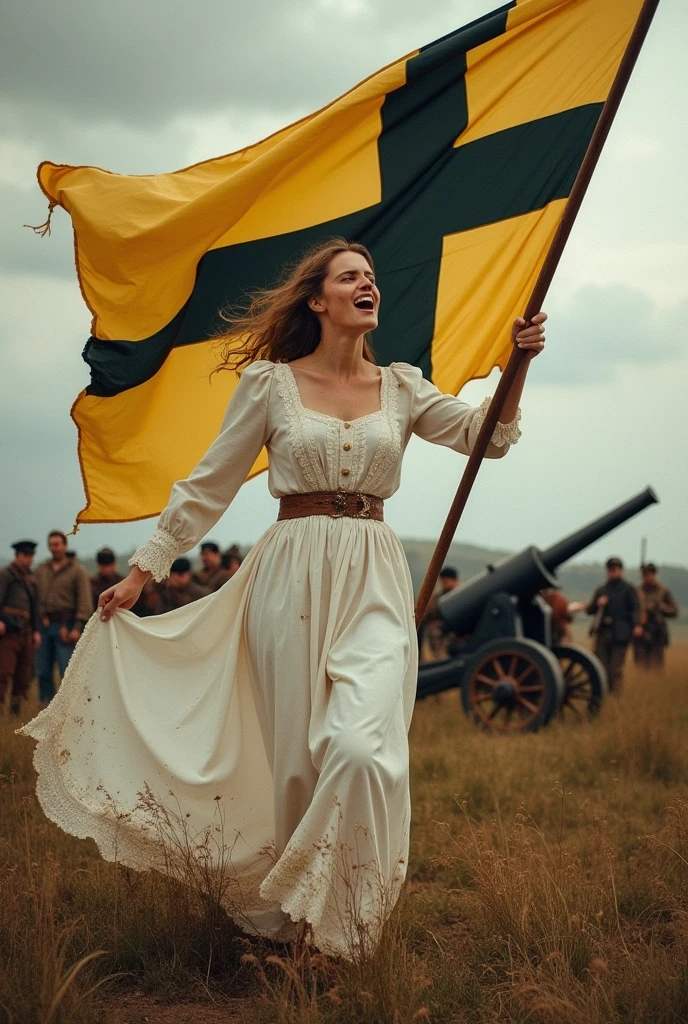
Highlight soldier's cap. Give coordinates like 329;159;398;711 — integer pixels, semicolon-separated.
170;557;192;574
200;541;220;553
439;566;459;579
605;557;623;570
642;562;658;574
96;547;116;565
12;540;37;555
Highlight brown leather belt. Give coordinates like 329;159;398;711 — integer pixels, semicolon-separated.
45;611;67;623
278;490;384;522
2;606;30;619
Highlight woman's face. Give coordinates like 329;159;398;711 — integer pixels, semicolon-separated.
309;251;380;333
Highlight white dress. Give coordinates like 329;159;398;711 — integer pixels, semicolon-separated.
20;361;520;958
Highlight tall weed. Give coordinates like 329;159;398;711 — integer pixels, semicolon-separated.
1;646;686;1022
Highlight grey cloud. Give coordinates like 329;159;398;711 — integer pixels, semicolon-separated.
2;0;687;567
0;0;475;279
1;0;474;129
4;0;686;287
0;100;299;278
529;283;684;386
0;109;203;278
0;272;91;430
0;184;77;277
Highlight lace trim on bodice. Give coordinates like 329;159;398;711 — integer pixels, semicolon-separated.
274;363;397;495
360;368;401;494
129;527;183;582
475;397;522;447
274;364;330;491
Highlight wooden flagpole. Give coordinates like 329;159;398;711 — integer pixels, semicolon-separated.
415;0;662;627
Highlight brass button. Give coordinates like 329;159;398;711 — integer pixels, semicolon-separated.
344;422;351;429
343;442;351;452
341;468;350;477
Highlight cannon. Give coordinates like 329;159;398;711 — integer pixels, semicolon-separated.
416;487;658;732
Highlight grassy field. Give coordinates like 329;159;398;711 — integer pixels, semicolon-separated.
1;646;686;1023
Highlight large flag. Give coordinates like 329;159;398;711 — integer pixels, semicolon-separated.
38;0;644;525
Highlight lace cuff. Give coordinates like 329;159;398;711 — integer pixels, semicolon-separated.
128;527;183;583
475;397;522;448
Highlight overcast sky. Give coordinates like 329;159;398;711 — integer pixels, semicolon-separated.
1;0;686;573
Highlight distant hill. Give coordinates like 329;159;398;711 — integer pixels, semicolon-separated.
401;537;688;608
74;539;687;610
402;538;688;641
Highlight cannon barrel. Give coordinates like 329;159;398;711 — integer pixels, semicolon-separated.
437;547;558;635
436;487;658;636
539;486;658;572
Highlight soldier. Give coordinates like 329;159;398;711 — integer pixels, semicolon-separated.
0;541;42;715
149;558;210;614
420;566;460;661
221;544;243;577
541;588;572;644
129;579;158;617
35;530;93;704
91;547;124;607
586;556;642;694
633;563;678;669
193;541;231;592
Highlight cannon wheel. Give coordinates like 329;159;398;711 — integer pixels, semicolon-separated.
461;638;564;733
552;644;608;721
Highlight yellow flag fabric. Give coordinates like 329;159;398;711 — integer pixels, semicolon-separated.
38;0;644;524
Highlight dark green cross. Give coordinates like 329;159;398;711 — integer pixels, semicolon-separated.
84;1;601;397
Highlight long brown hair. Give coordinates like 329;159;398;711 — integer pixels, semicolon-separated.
213;238;377;374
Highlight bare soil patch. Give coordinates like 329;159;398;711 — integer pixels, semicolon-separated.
96;992;248;1023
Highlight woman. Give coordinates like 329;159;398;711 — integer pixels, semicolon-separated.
20;239;546;958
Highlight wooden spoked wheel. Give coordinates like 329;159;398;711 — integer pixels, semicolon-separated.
461;638;564;733
553;644;608;721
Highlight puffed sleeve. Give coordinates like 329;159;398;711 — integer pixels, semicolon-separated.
129;361;273;581
391;362;521;459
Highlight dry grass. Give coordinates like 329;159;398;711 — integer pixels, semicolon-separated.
1;646;687;1023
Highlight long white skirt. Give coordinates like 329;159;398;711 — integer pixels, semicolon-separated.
20;517;417;957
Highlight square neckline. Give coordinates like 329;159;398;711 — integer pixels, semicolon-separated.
282;362;386;425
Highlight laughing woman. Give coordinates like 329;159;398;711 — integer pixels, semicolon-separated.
20;238;546;958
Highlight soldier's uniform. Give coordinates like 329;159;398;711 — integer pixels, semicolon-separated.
130;579;159;617
0;541;41;714
420;588;448;660
192;565;231;592
150;580;210;614
419;566;460;662
587;568;640;693
193;541;232;592
148;556;209;614
221;543;243;576
541;588;572;645
35;554;93;703
90;547;124;607
634;571;678;669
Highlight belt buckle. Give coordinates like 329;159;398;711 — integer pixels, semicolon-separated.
356;493;371;519
331;491;347;518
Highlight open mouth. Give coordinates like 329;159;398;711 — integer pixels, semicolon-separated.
353;295;375;312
